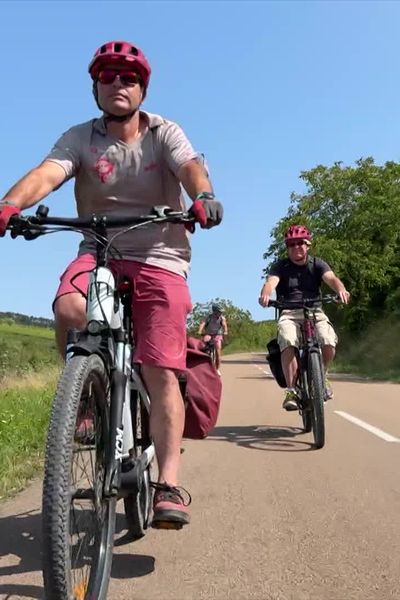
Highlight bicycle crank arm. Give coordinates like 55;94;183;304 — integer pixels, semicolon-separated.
120;443;155;496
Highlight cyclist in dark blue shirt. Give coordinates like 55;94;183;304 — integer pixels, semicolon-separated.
259;225;350;410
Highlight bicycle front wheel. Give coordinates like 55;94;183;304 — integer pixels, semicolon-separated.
42;353;116;600
308;352;325;449
210;345;217;368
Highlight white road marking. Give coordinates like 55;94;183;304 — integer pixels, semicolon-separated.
252;364;273;377
335;411;400;443
252;359;400;442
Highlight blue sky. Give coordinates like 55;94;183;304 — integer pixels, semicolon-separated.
1;1;400;320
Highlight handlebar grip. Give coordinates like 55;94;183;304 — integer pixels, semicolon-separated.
7;215;25;238
8;214;22;228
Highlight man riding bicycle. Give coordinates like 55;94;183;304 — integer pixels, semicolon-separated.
198;304;228;375
258;225;349;410
0;40;223;528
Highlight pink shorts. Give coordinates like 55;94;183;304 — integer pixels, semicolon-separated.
203;334;223;350
54;254;192;370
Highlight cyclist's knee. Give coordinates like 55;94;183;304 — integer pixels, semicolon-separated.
54;293;86;330
322;344;335;359
280;344;297;356
141;365;179;391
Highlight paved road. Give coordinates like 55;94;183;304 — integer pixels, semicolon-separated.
1;353;400;600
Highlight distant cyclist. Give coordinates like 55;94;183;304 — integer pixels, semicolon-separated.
198;304;228;375
259;225;350;410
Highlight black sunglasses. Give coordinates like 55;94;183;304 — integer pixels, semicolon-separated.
286;241;307;248
98;69;142;87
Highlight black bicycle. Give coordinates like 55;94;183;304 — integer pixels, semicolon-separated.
202;337;218;368
7;204;193;600
268;295;338;449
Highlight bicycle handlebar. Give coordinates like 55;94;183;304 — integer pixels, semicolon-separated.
268;294;339;310
7;204;194;240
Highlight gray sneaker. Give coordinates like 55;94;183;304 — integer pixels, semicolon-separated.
282;390;299;411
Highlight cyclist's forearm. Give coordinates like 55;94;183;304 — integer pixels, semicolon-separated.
327;276;347;294
260;282;275;296
178;160;213;199
2;167;59;209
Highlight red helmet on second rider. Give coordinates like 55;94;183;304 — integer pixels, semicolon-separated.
284;225;312;245
88;40;152;90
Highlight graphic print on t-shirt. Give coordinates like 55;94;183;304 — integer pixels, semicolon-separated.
93;155;115;183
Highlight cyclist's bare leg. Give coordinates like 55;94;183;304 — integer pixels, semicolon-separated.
215;347;221;369
141;365;184;487
321;344;335;370
54;293;87;357
321;344;335;399
214;337;222;369
281;346;298;387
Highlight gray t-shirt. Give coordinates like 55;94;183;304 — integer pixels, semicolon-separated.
268;256;331;303
204;314;225;335
46;111;198;277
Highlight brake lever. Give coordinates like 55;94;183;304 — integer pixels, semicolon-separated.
23;228;45;241
323;295;339;304
8;215;26;239
151;205;192;223
11;226;43;241
152;205;174;218
8;215;45;240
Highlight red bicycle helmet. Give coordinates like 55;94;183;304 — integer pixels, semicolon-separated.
88;40;151;89
284;225;312;244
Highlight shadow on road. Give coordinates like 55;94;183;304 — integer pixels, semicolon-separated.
113;513;155;579
0;583;43;599
111;553;155;579
0;506;155;598
328;373;376;383
237;376;273;380
222;358;266;365
0;508;43;598
207;424;315;452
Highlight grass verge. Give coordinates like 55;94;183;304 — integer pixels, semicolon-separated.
0;377;57;500
223;341;265;355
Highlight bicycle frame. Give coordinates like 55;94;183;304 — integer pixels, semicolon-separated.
67;265;155;498
296;307;324;405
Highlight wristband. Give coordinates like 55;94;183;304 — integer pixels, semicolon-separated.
195;192;215;201
0;200;19;208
